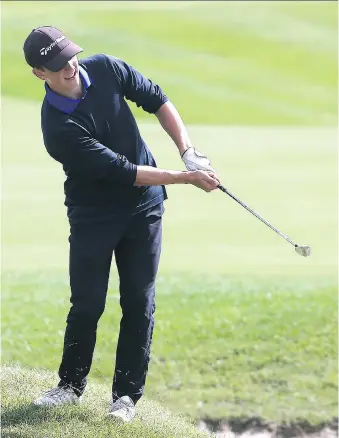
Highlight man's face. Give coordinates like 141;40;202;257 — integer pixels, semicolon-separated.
33;56;80;94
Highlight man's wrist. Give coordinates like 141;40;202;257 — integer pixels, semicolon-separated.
168;170;192;184
180;146;192;157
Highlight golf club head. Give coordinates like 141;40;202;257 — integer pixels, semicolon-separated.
295;245;311;257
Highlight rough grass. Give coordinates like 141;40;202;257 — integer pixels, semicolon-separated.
1;365;210;438
2;272;337;424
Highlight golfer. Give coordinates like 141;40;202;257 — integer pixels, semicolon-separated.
23;26;219;422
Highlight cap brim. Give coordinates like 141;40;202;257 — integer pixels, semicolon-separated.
44;41;83;72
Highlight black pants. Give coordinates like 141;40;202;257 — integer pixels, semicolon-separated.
57;204;163;404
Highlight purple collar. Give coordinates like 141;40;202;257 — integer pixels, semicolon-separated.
45;65;92;114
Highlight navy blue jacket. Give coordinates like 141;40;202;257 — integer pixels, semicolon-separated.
41;54;168;222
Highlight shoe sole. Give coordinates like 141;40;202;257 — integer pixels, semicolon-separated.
33;398;82;407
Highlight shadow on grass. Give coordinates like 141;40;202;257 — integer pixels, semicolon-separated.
1;403;90;428
1;432;25;438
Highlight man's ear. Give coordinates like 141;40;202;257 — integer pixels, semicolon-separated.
32;67;45;80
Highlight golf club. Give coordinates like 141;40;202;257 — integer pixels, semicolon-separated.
217;184;311;257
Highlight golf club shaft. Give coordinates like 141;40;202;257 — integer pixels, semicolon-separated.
218;184;296;247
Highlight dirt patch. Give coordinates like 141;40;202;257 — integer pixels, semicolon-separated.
197;417;338;438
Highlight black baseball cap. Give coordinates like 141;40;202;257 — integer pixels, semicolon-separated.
23;26;83;72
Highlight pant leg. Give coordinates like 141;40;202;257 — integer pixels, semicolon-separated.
58;219;126;396
112;204;163;404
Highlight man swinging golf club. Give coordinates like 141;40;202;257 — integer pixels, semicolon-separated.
23;26;219;422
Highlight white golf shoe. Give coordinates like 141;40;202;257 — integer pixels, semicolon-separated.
107;395;136;423
33;386;82;407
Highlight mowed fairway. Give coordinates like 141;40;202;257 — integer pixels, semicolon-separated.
1;0;338;432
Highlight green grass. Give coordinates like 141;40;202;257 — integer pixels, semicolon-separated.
2;273;337;424
1;1;337;125
1;365;210;437
1;99;338;425
1;0;338;432
2;98;338;279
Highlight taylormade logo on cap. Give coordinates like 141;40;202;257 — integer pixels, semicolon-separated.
40;35;66;56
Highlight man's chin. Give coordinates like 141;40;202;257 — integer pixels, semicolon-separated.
65;77;80;89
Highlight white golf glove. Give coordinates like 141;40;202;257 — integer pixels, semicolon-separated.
181;147;216;173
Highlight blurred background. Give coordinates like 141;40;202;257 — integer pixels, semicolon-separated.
1;0;338;434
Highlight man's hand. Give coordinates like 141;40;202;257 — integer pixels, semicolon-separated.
181;147;217;173
187;170;220;192
134;166;220;192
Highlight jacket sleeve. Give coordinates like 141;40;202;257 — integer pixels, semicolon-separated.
47;120;137;184
105;55;168;114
